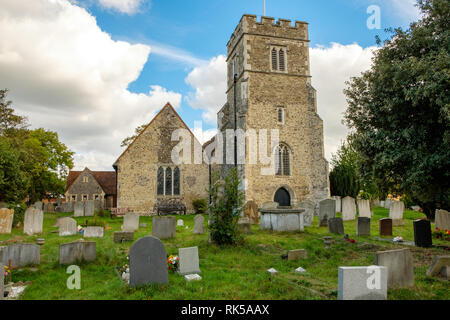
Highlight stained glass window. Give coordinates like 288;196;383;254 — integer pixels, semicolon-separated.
174;167;180;195
165;167;172;196
157;167;164;195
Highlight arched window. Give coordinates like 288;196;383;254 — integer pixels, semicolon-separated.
165;167;172;196
272;48;278;70
173;167;180;195
157;167;164;195
279;49;286;71
275;144;291;176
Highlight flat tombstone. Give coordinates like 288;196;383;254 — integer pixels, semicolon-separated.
129;236;168;287
296;200;315;227
338;266;388;300
342;197;356;221
435;210;450;231
178;246;201;275
413;219;432;248
122;213;139;232
193;215;205;234
288;249;307;261
334;196;342;213
319;199;336;227
59;240;96;265
0;243;40;267
84;200;95;217
328;217;344;235
59;217;77;236
426;256;450;277
357;217;371;236
23;207;43;236
113;232;134;243
83;227;104;238
389;201;405;226
243;200;259;224
374;248;414;288
152;217;176;239
357;200;371;218
0;208;14;234
379;218;393;236
74;202;84;217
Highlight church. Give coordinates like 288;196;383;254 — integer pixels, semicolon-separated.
113;14;330;215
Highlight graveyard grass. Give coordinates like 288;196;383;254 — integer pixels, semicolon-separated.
1;208;449;300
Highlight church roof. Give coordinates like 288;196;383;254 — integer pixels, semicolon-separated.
66;169;116;195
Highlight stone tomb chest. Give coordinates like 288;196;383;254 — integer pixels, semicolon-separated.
259;207;305;232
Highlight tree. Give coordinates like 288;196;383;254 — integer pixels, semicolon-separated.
0;89;29;134
329;141;360;198
121;123;147;147
344;0;450;219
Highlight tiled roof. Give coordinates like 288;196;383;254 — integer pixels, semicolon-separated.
66;169;116;195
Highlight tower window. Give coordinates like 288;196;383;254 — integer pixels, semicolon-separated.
271;46;287;72
275;144;291;176
271;48;278;71
277;107;285;124
279;49;286;71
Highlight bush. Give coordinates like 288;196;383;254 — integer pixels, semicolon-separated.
192;199;207;214
8;202;26;227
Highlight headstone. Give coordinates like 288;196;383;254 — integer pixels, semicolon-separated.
33;201;43;210
74;202;84;217
23;207;43;235
238;217;251;234
338;266;388;300
357;200;371;218
334;196;342;213
58;217;77;236
296;200;315;227
357;217;371;236
129;236;168;287
243;200;259;224
384;199;392;209
389;201;405;226
193;215;205;234
441;266;450;279
122;213;139;232
380;201;385;208
45;203;55;213
435;210;450;231
426;256;450;277
185;274;202;282
83;227;104;238
328;217;344;235
59;240;96;265
413;219;432;248
84;200;95;217
0;208;14;234
152;216;176;239
113;232;134;243
342;197;356;221
178;246;201;276
177;219;184;227
0;243;40;267
371;199;381;207
319;199;336;227
379;218;393;236
0;263;3;300
374;248;414;288
288;249;307;260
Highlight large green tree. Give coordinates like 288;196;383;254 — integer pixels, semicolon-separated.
344;0;450;219
329;141;361;198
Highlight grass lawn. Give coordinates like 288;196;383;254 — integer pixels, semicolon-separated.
1;207;449;300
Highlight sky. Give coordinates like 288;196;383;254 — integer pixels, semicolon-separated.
0;0;422;171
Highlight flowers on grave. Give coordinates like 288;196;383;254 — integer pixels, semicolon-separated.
349;239;356;244
393;236;403;242
4;265;10;277
433;228;450;240
167;255;179;272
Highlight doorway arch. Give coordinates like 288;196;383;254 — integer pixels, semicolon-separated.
274;187;291;207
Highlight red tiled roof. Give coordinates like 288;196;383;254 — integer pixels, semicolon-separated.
66;169;116;195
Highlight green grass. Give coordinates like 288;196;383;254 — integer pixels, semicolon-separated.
1;208;449;300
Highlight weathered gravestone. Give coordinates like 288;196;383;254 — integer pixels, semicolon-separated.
193;215;205;234
379;218;393;236
374;248;414;288
34;201;43;210
122;213;139;232
0;208;14;234
380;201;385;208
129;236;168;287
59;240;96;265
83;227;104;238
334;196;342;213
413;219;432;248
295;200;315;227
243;200;259;224
45;203;55;213
23;207;43;236
426;256;450;277
342;197;356;221
287;249;307;261
0;243;40;267
74;202;84;217
178;246;201;276
384;199;392;209
328;217;344;235
357;200;371;218
319;199;336;227
84;200;95;217
238;217;251;234
58;217;77;236
389;201;405;226
152;216;176;239
357;217;371;236
338;266;388;300
435;209;450;231
113;232;134;243
0;263;3;300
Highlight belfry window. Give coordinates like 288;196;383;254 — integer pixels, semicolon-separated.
277;107;285;124
271;47;287;72
275;144;291;176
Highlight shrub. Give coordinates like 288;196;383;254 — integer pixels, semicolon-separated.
192;198;207;214
8;202;26;227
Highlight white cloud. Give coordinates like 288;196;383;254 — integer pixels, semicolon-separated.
98;0;147;14
0;0;181;171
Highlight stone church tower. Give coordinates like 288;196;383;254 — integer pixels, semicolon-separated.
217;15;329;207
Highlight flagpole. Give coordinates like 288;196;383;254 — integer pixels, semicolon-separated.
264;0;266;16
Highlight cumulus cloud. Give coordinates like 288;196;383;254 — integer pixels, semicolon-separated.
98;0;148;14
0;0;181;171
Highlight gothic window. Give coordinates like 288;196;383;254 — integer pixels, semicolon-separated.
174;167;180;195
157;167;164;195
165;167;172;196
275;144;291;176
279;49;286;71
271;48;278;70
271;47;287;72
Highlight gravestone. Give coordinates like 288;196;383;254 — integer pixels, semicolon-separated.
0;263;3;300
380;201;385;208
152;216;176;239
426;256;450;277
194;215;205;234
33;201;43;210
243;200;259;224
379;218;393;236
295;200;315;227
413;219;432;248
0;243;40;267
177;219;184;227
23;207;43;236
238;217;251;234
178;246;201;276
342;197;356;221
357;217;371;236
129;236;168;287
83;227;104;238
113;232;134;243
435;210;450;231
122;213;139;232
389;201;405;226
338;266;388;300
384;199;392;209
374;248;414;288
357;200;371;218
0;208;14;234
74;202;84;217
58;217;77;236
334;196;342;213
45;203;55;213
59;240;96;265
287;249;307;261
84;200;95;217
328;217;344;235
319;199;336;227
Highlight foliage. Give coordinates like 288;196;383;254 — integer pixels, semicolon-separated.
8;202;27;227
120;123;147;147
208;167;244;246
343;0;450;219
192;198;207;214
329;141;360;198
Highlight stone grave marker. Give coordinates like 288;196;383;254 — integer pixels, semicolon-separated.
357;217;371;236
237;217;251;234
74;202;84;217
58;217;77;236
84;200;95;217
45;203;55;213
380;201;385;208
0;208;14;234
288;249;307;260
357;200;371;218
59;240;96;265
295;200;315;227
319;199;336;227
338;266;388;300
243;200;259;224
122;213;139;232
23;207;43;236
435;209;450;231
152;216;176;239
33;201;43;210
328;217;344;235
193;215;205;234
384;199;392;209
334;196;342;213
114;232;134;243
83;227;104;238
178;246;201;276
374;248;414;288
129;236;168;287
342;197;356;221
389;201;405;226
0;243;40;267
379;218;393;236
413;219;432;248
426;256;450;277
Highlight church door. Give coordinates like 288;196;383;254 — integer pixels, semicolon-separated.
274;188;291;207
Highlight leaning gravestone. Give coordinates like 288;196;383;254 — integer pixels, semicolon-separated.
74;202;84;217
243;200;259;224
59;240;96;265
295;200;315;227
379;218;393;236
23;207;43;236
328;217;344;235
84;200;95;217
426;256;450;277
334;196;342;213
357;217;371;236
319;199;336;227
374;248;414;288
0;243;40;267
129;236;168;287
338;266;388;300
389;201;405;226
178;246;201;276
413;219;432;248
83;227;104;238
58;217;77;236
122;213;139;232
342;197;356;221
0;208;14;234
194;215;205;234
435;210;450;231
152;216;176;240
357;200;371;218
